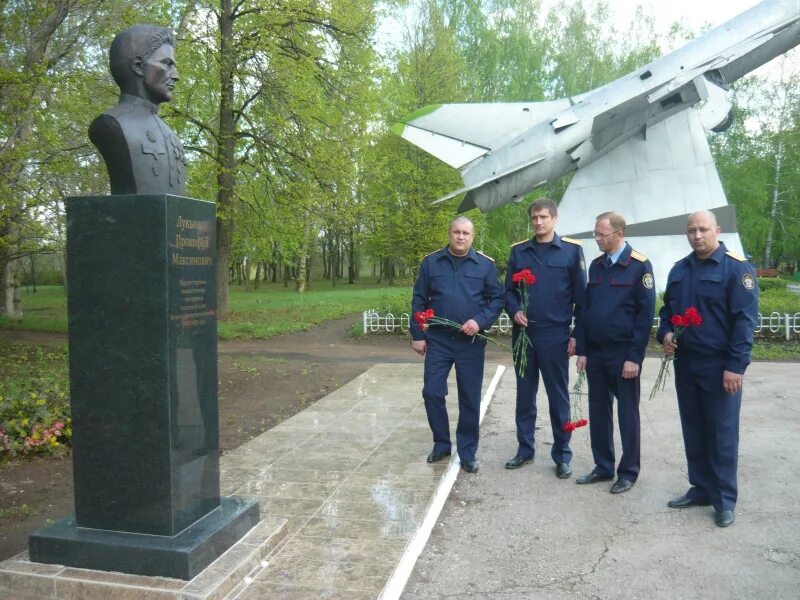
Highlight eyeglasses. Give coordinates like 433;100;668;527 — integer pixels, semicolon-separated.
593;230;620;239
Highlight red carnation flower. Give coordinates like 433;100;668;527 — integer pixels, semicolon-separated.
512;268;536;285
670;315;686;327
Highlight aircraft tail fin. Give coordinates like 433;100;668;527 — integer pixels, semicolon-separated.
392;100;569;169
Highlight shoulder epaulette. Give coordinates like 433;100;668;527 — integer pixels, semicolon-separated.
561;236;582;245
423;248;440;259
630;250;647;262
726;250;746;262
511;238;529;247
476;250;495;262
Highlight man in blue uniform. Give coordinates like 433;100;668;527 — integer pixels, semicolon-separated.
574;212;655;494
411;216;504;473
504;198;586;478
658;210;758;527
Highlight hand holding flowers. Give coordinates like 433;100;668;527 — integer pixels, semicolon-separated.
649;306;703;400
413;309;508;349
512;269;536;377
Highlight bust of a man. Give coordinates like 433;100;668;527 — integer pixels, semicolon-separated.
89;25;187;195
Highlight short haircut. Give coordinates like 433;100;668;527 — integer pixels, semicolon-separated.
596;211;626;231
449;215;474;232
109;25;175;89
529;198;557;217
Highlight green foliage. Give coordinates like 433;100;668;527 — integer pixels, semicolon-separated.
220;282;412;339
0;343;71;459
757;277;788;291
752;340;800;361
758;288;800;314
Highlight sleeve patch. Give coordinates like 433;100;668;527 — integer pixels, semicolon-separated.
742;273;755;290
642;273;654;289
630;250;647;262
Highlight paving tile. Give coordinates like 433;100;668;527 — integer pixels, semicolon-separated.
256;556;393;592
231;581;374;600
295;516;417;540
317;497;426;524
271;537;408;565
254;497;323;517
232;480;337;501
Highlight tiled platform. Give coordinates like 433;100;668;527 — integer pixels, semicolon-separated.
1;362;502;599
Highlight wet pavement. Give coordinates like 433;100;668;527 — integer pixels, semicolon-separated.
218;362;503;600
3;357;798;599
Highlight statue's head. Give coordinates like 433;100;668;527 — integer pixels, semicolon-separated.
109;25;178;105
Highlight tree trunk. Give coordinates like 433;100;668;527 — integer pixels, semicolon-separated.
253;262;262;289
764;138;784;268
215;0;237;317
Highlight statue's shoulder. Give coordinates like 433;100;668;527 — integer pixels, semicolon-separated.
560;236;582;246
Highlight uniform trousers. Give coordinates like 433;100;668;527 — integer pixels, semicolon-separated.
422;332;486;462
514;332;571;464
674;355;741;511
586;349;641;482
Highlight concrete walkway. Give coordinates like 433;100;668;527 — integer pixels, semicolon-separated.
218;362;503;599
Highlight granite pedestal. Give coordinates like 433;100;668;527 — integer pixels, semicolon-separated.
28;194;258;580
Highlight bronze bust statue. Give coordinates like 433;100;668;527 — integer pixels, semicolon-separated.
90;25;187;195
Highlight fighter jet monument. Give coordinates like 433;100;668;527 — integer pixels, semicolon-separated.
393;0;800;287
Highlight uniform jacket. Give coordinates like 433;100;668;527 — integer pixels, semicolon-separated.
573;242;656;363
504;234;586;336
89;94;188;196
410;247;504;341
657;242;758;374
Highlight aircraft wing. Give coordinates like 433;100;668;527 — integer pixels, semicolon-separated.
392;101;570;169
557;107;745;291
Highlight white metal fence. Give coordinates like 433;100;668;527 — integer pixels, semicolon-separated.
363;310;800;341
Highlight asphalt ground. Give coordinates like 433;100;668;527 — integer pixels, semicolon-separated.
400;357;800;600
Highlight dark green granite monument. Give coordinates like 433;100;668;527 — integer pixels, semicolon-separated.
28;25;258;580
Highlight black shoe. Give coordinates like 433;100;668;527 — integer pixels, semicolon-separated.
461;459;480;473
427;450;451;463
505;455;534;469
555;463;572;479
576;471;614;485
610;479;634;494
715;510;735;527
667;493;711;509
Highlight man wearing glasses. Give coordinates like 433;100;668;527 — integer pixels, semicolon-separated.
573;212;655;494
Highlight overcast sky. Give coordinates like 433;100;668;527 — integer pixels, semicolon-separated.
602;0;762;33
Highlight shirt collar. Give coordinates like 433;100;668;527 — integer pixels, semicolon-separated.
440;246;478;262
607;242;628;265
690;241;727;265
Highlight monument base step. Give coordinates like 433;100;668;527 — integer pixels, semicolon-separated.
1;511;285;599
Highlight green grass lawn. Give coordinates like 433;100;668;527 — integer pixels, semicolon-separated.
0;282;413;340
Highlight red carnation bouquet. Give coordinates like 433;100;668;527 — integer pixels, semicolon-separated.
563;371;588;432
649;306;703;400
512;268;536;377
413;309;508;348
